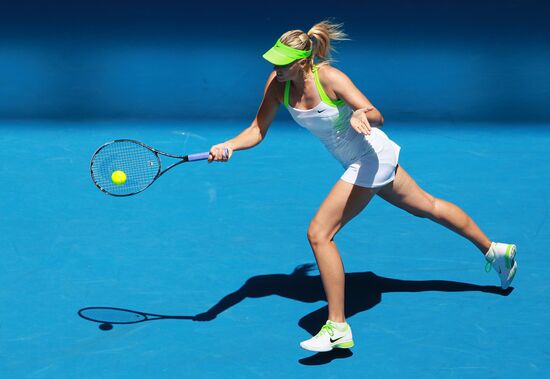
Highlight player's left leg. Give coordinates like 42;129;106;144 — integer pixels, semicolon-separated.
378;165;491;252
377;165;517;289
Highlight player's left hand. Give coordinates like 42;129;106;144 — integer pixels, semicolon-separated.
350;106;374;135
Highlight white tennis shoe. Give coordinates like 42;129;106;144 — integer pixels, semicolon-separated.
485;242;517;289
300;320;354;352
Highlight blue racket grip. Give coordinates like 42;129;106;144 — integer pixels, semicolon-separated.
187;148;229;162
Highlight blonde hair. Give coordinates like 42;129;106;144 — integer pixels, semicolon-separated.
279;19;348;72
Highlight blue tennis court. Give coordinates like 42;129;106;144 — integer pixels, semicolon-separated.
1;120;548;378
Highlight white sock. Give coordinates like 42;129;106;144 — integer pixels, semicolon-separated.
485;242;496;256
328;320;348;331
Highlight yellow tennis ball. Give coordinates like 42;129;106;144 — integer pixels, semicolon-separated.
111;170;127;185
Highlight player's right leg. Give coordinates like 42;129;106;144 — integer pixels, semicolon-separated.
302;179;377;351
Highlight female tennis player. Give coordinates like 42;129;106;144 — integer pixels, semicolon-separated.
208;20;517;353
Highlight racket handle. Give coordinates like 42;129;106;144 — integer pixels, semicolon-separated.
187;152;210;161
188;148;229;162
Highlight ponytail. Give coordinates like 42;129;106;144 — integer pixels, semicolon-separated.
276;19;348;73
307;20;348;65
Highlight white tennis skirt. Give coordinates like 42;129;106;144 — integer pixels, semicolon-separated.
340;128;401;189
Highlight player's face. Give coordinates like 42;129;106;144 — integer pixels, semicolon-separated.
274;59;305;81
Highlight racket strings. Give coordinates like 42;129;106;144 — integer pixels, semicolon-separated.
91;141;160;195
79;308;147;324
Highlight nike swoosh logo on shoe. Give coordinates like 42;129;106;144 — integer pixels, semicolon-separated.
330;336;344;343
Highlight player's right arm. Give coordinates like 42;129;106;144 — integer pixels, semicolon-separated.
209;71;281;162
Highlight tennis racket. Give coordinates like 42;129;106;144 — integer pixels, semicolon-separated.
78;306;193;325
90;139;227;196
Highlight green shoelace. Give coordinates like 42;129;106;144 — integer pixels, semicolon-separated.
315;324;335;338
485;252;495;273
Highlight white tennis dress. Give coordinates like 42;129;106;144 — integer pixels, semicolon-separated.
284;66;401;188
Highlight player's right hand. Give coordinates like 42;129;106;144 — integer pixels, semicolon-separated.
208;143;233;163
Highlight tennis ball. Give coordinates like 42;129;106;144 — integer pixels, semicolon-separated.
111;170;127;185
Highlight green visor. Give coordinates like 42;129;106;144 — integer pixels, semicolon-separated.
262;39;312;66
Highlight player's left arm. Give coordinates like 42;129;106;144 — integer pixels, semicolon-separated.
320;66;384;132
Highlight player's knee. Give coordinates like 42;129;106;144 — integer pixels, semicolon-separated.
307;221;331;246
409;195;437;219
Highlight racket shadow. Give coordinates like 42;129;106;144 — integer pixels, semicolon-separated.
77;306;194;326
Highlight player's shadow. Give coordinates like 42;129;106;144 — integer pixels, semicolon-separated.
192;263;512;366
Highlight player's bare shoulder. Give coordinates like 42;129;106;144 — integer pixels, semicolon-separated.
316;65;350;99
316;65;349;86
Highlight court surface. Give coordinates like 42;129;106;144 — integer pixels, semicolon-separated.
1;120;548;378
